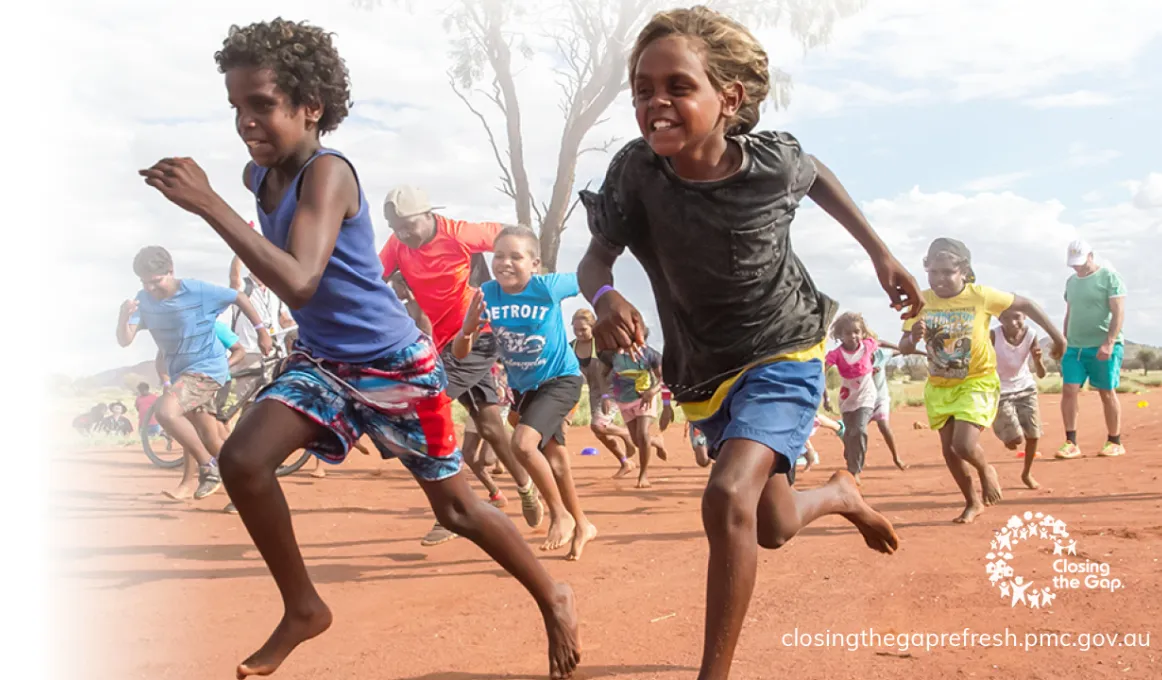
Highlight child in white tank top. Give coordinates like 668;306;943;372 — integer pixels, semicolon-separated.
990;308;1049;489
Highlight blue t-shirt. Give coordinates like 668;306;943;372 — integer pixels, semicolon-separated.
481;273;582;393
130;279;238;385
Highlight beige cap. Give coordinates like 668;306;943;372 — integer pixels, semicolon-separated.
383;186;444;220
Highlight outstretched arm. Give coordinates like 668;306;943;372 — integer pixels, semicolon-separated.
808;157;923;319
232;292;273;355
139;155;353;310
1008;295;1066;359
229;255;245;291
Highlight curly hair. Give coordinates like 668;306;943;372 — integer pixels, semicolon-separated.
214;18;352;135
133;246;173;277
830;311;872;342
629;6;770;135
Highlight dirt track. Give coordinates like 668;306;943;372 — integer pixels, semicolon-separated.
52;391;1160;680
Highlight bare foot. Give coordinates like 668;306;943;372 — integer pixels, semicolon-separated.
163;484;196;500
621;438;637;459
566;522;598;561
1022;472;1040;490
309;467;326;479
544;583;581;679
612;459;635;479
655;446;669;462
981;465;1003;506
893;458;910;471
541;514;577;552
954;501;985;524
236;602;333;679
832;471;899;554
635;473;652;489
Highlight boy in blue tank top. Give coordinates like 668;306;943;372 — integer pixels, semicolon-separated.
453;227;597;561
138;19;579;680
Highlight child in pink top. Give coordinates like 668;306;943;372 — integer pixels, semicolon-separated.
824;312;880;482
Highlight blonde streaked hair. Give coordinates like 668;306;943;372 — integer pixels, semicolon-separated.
572;309;596;326
629;5;770;135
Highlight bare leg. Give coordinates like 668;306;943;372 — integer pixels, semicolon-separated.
594;423;635;478
541;440;598;561
875;419;909;470
418;472;580;679
463;432;502;501
474;404;531;489
939;420;984;524
154;393;213;466
309;456;327;479
1021;438;1040;489
1098;389;1121;441
801;440;816;472
951;419;1002;506
628;417;654;489
219;401;333;679
756;469;898;554
164;450;200;499
190;411;226;458
511;425;574;551
1060;383;1080;434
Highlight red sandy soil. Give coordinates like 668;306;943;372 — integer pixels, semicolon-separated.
51;391;1160;680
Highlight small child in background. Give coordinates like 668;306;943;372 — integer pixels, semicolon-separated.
991;308;1047;489
607;329;670;489
797;413;843;472
824;312;879;483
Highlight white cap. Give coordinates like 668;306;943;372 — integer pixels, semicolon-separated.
1066;239;1092;267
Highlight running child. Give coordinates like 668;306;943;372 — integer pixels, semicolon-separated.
135;383;171;447
991;308;1048;489
661;385;713;468
898;238;1064;524
572;309;637;478
797;413;843;473
454;226;598;561
606;328;670;489
380;185;542;547
824;312;880;482
138;19;579;679
869;339;910;470
117;246;272;501
577;8;914;678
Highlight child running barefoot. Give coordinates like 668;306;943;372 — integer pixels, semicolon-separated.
455;227;598;561
606;329;670;489
824;312;880;483
577;8;918;678
572;310;637;477
899;238;1065;524
138;19;579;679
870;340;910;470
991;308;1049;489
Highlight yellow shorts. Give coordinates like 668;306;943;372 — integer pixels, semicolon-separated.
924;374;1000;431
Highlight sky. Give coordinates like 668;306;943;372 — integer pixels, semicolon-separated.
60;0;1162;378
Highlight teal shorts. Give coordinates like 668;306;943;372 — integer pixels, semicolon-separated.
1061;344;1123;391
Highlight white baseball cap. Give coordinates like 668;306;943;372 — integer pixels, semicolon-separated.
1066;239;1092;267
383;186;444;220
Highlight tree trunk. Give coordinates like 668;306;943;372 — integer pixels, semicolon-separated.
485;17;533;227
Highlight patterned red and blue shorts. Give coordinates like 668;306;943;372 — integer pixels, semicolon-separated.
257;336;462;482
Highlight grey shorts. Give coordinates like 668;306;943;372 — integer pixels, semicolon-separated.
993;389;1042;443
440;332;501;415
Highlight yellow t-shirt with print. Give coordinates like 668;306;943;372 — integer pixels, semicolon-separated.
902;284;1015;388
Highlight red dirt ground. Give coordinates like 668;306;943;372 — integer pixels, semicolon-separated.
52;391;1160;680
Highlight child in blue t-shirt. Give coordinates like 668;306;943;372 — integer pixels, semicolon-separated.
454;226;597;562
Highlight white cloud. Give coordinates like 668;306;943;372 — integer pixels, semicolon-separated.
1023;90;1122;109
1066;143;1122;169
1081;190;1104;203
1131;173;1162;209
962;171;1033;192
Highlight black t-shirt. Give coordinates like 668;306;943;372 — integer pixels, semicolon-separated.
579;130;837;403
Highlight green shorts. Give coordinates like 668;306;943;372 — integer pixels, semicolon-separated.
925;374;1000;431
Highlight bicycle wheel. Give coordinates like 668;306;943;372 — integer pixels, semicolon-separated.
140;401;184;468
275;450;313;477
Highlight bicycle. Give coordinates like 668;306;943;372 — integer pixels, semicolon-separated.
140;326;312;476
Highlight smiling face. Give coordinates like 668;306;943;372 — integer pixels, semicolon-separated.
491;234;539;292
140;272;178;300
926;253;968;299
632;36;740;159
226;66;321;167
573;316;594;341
839;323;866;352
999;308;1026;338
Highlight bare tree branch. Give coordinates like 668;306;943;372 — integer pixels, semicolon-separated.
448;71;516;200
578;136;620;159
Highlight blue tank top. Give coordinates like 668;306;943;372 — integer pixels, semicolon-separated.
250;149;419;363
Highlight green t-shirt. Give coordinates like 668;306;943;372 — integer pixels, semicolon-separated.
1064;267;1126;348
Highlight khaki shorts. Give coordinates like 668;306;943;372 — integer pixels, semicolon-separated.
992;389;1042;443
171;372;223;415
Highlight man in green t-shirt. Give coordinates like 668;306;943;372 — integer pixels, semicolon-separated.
1057;239;1127;460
